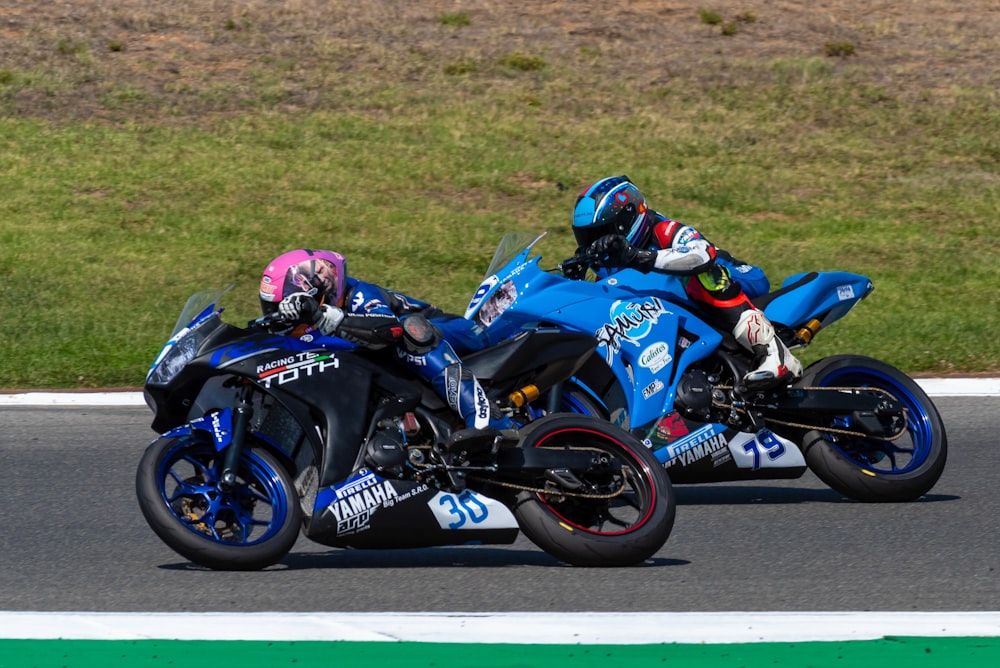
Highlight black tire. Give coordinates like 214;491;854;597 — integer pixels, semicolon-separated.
135;433;302;570
797;355;947;502
511;414;675;566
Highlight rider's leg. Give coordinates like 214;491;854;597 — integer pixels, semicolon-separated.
685;264;802;388
732;308;803;388
397;314;512;430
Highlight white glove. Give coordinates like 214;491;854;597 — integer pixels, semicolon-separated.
313;304;345;335
277;292;318;321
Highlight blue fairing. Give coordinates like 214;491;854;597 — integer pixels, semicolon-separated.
537;294;722;427
764;272;874;328
467;255;722;428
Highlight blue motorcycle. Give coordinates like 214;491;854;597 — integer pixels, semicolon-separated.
135;286;675;570
460;232;947;502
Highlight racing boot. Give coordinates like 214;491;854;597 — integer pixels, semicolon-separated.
434;362;518;454
397;332;514;432
437;362;514;431
732;308;803;390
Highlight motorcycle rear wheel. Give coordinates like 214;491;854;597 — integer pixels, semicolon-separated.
511;414;675;566
797;354;947;502
135;434;302;570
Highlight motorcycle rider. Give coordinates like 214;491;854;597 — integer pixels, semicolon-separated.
571;175;802;389
258;248;512;431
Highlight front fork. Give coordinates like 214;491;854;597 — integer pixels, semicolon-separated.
220;385;254;489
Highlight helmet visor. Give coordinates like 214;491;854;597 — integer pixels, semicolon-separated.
286;258;341;304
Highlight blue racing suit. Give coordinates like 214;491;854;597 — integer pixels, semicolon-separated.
307;276;505;430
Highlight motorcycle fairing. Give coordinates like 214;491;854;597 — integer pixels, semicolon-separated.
644;414;807;482
307;467;519;548
161;408;235;451
761;271;874;328
535;296;722;429
463;329;599;397
465;251;723;429
158;325;382;489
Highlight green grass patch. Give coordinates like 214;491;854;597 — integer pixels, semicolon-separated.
698;9;723;25
0;3;998;388
498;52;546;71
437;12;471;27
825;41;857;57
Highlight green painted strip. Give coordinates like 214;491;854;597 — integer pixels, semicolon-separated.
2;638;999;668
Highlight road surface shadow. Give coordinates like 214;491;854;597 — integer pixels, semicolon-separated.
673;485;958;505
157;547;689;571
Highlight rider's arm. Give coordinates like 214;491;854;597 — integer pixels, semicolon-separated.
647;219;717;275
333;281;405;347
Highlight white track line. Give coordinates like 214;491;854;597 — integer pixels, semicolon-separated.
0;611;998;643
0;378;997;406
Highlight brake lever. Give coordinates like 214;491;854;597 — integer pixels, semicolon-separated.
559;251;602;279
250;313;286;329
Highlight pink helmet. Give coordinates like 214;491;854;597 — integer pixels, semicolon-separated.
259;249;347;315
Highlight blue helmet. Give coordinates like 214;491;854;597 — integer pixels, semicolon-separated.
572;175;651;249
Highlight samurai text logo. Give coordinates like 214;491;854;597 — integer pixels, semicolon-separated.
594;298;669;364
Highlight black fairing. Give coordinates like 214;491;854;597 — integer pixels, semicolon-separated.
145;318;425;486
464;329;598;396
751;272;819;311
144;315;611;551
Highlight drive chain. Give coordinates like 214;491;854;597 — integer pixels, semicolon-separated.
715;385;909;441
467;472;628;499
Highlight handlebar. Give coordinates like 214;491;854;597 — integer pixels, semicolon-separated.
249;294;320;330
249;309;402;348
558;250;602;280
250;312;286;329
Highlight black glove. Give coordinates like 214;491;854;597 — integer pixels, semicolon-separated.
560;253;588;280
588;234;656;272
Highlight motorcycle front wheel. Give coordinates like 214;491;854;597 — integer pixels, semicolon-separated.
511;414;675;567
797;354;947;502
135;434;302;570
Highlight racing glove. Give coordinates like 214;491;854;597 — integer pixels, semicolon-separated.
277;292;317;321
312;304;345;335
278;292;344;335
588;234;656;273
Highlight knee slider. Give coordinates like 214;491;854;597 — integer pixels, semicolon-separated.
401;313;442;354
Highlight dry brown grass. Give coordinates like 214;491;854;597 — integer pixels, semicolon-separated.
1;0;997;124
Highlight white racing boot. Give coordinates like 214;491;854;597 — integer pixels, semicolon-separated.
733;309;803;389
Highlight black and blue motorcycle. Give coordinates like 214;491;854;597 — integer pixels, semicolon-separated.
135;287;675;570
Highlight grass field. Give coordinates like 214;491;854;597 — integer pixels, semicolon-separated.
1;1;998;388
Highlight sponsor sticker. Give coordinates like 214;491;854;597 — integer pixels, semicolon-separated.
642;379;665;399
256;351;340;388
324;469;401;535
594;298;669;364
638;341;672;373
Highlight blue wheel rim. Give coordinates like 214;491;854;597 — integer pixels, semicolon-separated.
812;366;935;475
157;439;291;546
